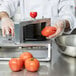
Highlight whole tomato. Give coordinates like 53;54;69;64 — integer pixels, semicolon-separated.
9;58;24;72
20;52;33;62
41;26;57;37
30;12;37;18
25;58;40;72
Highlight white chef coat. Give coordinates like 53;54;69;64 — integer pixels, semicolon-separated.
0;0;76;33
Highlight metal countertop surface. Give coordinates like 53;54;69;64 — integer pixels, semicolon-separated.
0;40;76;76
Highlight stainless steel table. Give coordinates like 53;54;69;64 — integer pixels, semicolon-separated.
0;40;76;76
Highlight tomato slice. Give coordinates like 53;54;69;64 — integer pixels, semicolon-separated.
41;26;57;37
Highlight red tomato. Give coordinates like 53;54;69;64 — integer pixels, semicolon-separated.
41;26;57;37
20;52;33;62
9;58;24;72
25;58;40;72
30;12;37;18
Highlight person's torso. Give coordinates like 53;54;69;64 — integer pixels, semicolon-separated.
14;0;59;21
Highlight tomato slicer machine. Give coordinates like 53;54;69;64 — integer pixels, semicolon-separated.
0;18;52;61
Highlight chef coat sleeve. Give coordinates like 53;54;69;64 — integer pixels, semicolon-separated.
0;0;19;18
58;0;76;34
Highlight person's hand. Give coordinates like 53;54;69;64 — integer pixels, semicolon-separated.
1;17;14;37
47;20;66;39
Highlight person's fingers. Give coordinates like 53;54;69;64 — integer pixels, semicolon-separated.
10;22;14;37
2;27;5;37
5;27;9;35
47;27;61;39
1;18;14;37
